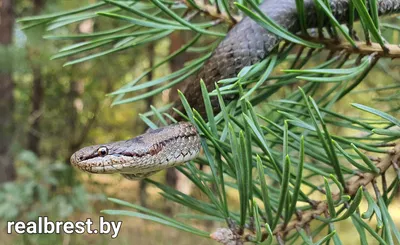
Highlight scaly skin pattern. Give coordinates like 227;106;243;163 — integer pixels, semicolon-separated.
70;122;200;179
172;0;400;119
71;0;400;179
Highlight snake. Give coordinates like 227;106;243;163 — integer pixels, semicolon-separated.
70;0;400;180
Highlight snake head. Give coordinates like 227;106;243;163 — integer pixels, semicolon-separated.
70;143;129;174
70;122;201;178
70;135;156;174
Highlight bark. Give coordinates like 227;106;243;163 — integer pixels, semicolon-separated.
64;79;80;186
27;66;43;155
26;0;46;155
33;0;45;14
66;80;81;156
0;0;13;44
0;0;16;183
64;79;99;186
166;32;194;188
67;20;97;159
25;0;46;193
167;32;192;102
64;20;99;186
139;42;156;207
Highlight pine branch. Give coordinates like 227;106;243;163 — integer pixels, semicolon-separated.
302;37;400;58
344;143;400;196
276;142;400;236
211;142;400;244
16;1;400;244
183;0;241;26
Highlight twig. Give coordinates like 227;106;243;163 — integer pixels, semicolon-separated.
279;143;400;236
301;37;400;59
344;144;399;196
211;143;400;243
182;0;241;26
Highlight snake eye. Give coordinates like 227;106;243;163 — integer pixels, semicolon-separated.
97;146;108;157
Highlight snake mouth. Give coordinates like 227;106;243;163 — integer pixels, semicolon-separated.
70;152;118;174
70;152;80;167
70;148;200;175
70;152;146;174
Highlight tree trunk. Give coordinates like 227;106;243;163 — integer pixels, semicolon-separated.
138;42;156;207
33;0;46;14
166;32;194;189
0;0;16;183
27;66;44;155
25;0;47;156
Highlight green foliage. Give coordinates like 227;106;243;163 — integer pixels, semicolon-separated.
0;151;98;222
108;84;399;244
17;0;400;244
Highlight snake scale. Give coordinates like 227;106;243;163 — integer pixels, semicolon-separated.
71;0;400;179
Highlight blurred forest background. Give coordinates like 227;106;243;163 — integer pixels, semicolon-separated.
1;0;211;244
0;0;399;245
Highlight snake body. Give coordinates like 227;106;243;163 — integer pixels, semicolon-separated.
70;0;400;179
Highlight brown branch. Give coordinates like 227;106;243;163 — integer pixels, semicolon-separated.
274;202;327;236
277;143;400;236
183;1;400;60
275;143;400;237
303;37;400;59
181;1;400;241
183;1;400;59
343;144;400;196
211;143;400;244
182;0;241;26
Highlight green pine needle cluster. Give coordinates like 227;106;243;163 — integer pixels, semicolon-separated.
19;0;400;244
